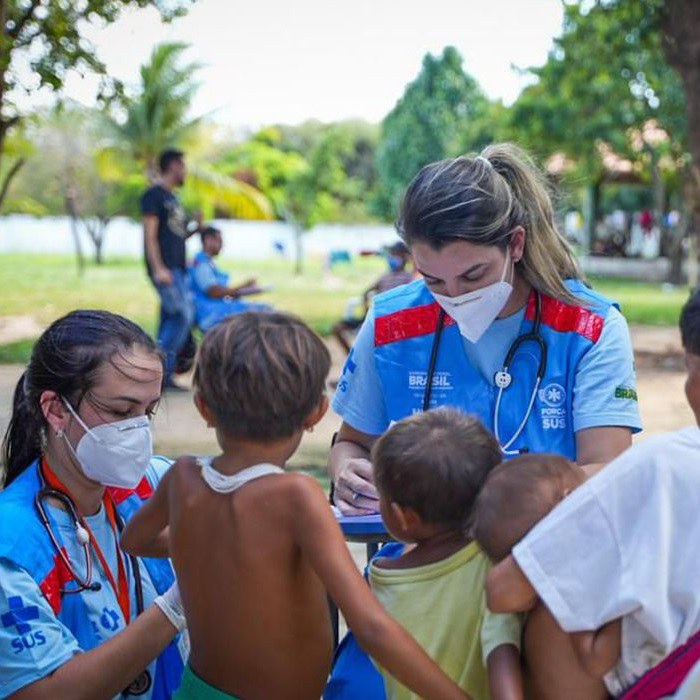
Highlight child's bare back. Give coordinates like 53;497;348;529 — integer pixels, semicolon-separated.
123;312;471;700
169;457;333;699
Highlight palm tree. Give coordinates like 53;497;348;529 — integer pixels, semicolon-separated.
114;42;200;180
112;42;272;219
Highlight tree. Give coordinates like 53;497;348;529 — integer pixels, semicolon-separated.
511;2;685;170
112;42;202;180
661;0;700;256
374;46;491;218
111;42;272;220
0;0;191;210
510;0;700;267
221;122;380;273
218;127;309;216
5;104;140;266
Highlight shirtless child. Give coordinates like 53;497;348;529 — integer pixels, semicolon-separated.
122;311;469;700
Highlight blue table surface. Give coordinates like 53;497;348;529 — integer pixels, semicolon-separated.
336;512;387;536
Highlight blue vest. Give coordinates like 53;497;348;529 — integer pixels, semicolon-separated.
373;279;615;461
0;459;184;698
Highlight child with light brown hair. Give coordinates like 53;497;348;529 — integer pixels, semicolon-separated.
122;311;470;700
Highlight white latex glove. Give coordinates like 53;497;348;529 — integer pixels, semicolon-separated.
154;582;187;633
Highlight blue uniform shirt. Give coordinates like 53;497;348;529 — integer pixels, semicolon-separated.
0;461;174;699
333;301;641;439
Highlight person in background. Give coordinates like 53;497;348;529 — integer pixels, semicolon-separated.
332;241;414;354
141;148;201;389
189;226;270;333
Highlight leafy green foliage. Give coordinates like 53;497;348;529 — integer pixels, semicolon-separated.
374;46;492;217
111;42;202;176
220;120;379;229
217;128;308;217
109;41;272;220
510;1;686;177
0;0;193;209
1;0;191;98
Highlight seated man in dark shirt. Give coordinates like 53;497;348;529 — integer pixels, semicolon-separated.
141;148;200;388
189;226;271;332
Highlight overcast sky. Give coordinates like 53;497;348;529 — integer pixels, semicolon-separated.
22;0;565;130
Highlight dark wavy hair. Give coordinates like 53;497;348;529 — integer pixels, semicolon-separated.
1;310;158;486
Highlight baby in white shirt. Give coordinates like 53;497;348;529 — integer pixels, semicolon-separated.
476;288;700;699
473;454;624;693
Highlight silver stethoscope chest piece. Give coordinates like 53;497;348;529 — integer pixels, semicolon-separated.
494;370;512;389
424;290;548;456
75;523;90;546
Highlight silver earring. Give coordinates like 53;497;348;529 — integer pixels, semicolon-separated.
56;428;63;438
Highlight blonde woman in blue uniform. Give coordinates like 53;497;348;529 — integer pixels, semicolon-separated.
326;145;643;699
330;143;641;514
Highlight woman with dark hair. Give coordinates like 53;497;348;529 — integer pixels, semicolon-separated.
0;310;186;698
330;144;641;511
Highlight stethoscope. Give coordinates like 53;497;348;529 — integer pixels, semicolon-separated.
423;290;548;455
34;470;145;613
35;469;151;695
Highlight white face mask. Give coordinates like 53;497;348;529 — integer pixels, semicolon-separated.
62;399;153;489
431;249;514;343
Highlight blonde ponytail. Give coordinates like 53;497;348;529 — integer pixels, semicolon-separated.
397;142;584;306
481;143;582;304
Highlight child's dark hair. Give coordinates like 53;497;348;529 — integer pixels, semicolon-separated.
371;408;501;530
2;310;159;486
387;241;409;257
473;453;583;562
200;225;221;245
193;311;330;440
159;148;184;173
680;288;700;355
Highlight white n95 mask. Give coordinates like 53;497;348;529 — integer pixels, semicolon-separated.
432;249;514;343
62;399;153;489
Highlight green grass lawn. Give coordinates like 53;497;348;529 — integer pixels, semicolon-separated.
0;253;690;364
0;253;384;362
590;276;691;326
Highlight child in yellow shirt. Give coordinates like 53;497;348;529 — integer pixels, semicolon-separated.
369;408;523;700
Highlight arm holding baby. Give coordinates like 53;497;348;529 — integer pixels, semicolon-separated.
473;454;621;682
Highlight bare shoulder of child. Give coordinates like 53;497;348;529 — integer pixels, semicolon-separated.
161;312;470;700
170;460;338;700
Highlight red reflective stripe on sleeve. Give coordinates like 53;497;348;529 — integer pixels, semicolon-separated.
107;477;154;506
526;293;604;343
375;302;455;347
39;548;74;615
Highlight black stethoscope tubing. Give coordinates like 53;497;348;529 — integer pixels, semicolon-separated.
34;471;145;617
423;290;548;453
